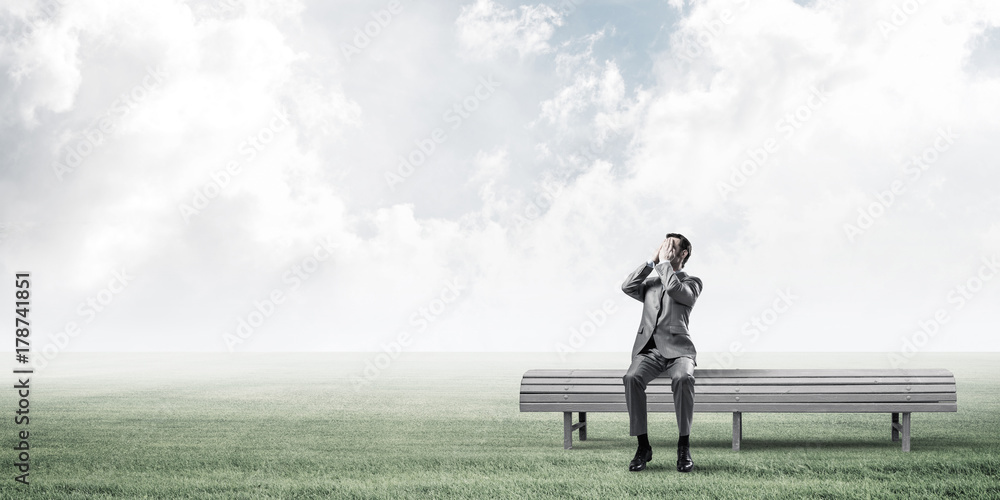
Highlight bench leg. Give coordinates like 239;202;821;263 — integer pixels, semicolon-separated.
732;411;742;451
564;412;573;449
901;412;911;452
562;412;588;449
891;412;899;442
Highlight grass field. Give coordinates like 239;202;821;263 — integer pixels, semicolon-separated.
1;352;998;499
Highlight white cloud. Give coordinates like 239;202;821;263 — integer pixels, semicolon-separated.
455;0;563;60
2;0;999;356
470;147;509;183
624;0;1000;352
0;0;365;350
1;7;82;126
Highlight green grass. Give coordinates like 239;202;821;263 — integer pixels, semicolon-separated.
1;352;998;499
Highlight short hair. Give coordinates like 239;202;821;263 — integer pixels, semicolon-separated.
666;232;692;268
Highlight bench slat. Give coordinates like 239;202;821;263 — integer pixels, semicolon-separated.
520;376;955;386
520;402;958;412
519;393;957;403
520;384;957;394
523;368;955;378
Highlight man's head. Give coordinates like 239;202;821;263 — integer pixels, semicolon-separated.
665;233;692;269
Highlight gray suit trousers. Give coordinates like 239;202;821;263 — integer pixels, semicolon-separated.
623;349;695;436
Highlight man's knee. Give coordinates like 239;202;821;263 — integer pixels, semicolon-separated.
623;370;643;388
672;372;695;389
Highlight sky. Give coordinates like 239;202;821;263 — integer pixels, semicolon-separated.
1;0;999;361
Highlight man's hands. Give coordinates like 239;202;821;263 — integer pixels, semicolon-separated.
652;238;676;265
659;238;676;264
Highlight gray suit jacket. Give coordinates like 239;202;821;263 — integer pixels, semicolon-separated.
622;261;704;362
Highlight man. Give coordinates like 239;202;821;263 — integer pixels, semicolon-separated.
621;233;703;473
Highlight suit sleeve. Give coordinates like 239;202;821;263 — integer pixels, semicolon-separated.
654;262;703;307
621;263;654;302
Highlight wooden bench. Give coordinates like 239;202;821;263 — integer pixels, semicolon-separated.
519;368;957;451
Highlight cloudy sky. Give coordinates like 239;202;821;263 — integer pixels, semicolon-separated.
1;0;999;360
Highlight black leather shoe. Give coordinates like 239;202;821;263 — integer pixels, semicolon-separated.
628;446;653;472
676;445;693;472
